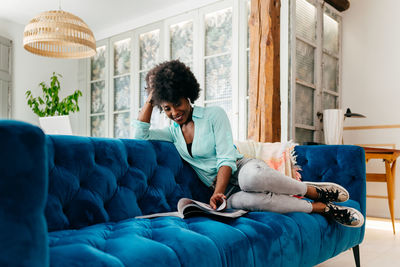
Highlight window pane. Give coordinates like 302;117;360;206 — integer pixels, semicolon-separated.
205;100;232;115
91;81;105;114
186;62;193;70
323;12;339;54
323;93;338;109
205;8;232;56
91;115;106;137
296;40;315;84
170;21;193;63
205;55;232;101
114;76;130;111
91;46;106;81
140;30;160;70
296;0;316;42
323;53;338;92
150;110;169;130
205;100;233;129
114;112;130;138
295;127;314;144
114;39;131;76
295;84;314;126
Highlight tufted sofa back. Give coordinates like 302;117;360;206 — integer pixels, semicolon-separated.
45;136;212;232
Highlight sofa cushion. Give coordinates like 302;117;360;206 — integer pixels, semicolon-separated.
49;199;362;267
45;136;211;231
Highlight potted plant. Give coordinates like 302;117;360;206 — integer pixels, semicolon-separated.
25;72;82;134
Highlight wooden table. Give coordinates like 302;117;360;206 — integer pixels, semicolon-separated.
362;147;400;234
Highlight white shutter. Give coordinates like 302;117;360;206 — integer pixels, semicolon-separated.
0;36;11;119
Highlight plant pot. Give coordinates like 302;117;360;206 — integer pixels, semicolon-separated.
39;115;72;135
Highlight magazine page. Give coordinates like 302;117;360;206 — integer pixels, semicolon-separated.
136;198;247;219
177;198;226;213
178;198;247;218
135;211;181;219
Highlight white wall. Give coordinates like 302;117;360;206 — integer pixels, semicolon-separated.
95;0;221;40
342;0;400;219
0;18;86;135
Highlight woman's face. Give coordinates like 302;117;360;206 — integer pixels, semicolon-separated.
161;98;192;125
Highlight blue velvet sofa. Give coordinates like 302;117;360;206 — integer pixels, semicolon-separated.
0;120;366;267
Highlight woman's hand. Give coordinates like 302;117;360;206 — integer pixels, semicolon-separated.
138;90;154;122
210;193;226;210
145;89;154;106
210;165;231;209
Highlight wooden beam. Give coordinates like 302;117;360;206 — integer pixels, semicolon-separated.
324;0;350;12
248;0;281;142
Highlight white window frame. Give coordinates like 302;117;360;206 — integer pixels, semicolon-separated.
238;0;250;141
87;0;250;140
132;22;165;121
0;36;12;119
199;1;239;139
109;31;134;137
86;39;110;137
164;10;199;75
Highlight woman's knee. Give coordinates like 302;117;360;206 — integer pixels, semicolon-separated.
238;159;270;192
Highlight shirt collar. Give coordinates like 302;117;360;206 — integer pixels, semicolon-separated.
172;105;203;127
192;106;204;118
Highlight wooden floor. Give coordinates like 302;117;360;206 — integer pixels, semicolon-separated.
316;217;400;267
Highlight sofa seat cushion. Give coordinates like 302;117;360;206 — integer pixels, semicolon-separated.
49;199;362;267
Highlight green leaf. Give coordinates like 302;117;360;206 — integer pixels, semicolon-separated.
25;72;82;117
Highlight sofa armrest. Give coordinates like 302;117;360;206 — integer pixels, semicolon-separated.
0;120;48;267
294;145;366;217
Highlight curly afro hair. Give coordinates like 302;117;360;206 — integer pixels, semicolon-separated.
146;60;200;108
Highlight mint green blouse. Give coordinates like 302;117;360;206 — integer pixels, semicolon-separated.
132;106;243;187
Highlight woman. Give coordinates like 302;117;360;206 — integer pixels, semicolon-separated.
132;60;364;228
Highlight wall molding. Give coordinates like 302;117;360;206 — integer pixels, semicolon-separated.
344;124;400;130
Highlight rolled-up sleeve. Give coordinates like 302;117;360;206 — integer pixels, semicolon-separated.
211;107;238;174
132;120;173;142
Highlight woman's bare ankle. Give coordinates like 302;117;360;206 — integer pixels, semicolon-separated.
312;202;327;213
305;186;318;200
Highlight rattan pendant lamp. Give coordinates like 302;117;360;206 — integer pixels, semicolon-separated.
23;3;96;59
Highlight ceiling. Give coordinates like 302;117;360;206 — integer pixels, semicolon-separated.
0;0;218;40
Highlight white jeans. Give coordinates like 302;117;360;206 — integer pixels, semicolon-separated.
227;158;313;213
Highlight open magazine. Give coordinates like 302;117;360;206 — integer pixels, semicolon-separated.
136;198;248;219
